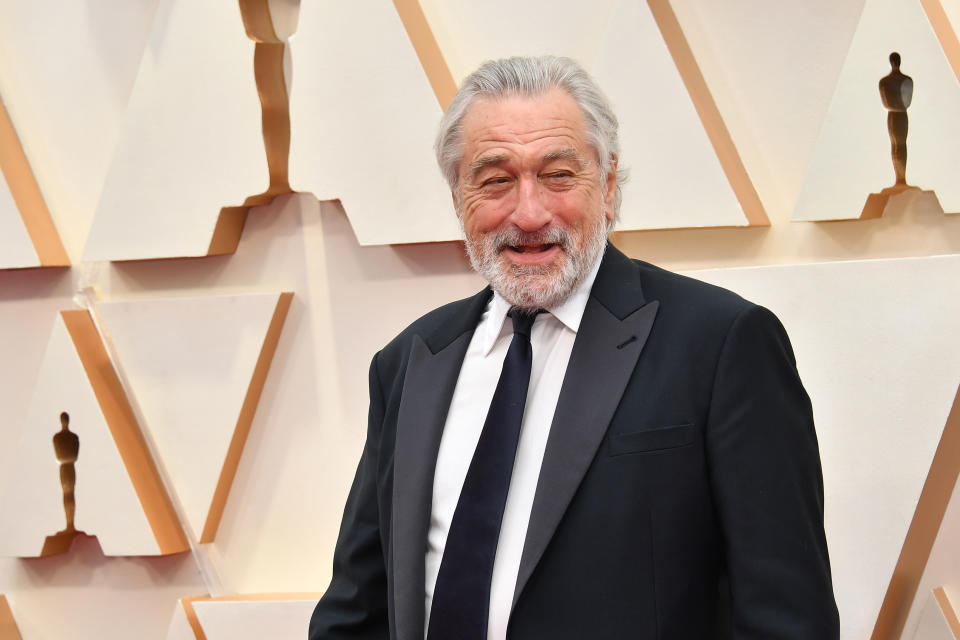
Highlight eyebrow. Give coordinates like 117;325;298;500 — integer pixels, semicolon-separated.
543;148;589;167
466;154;510;180
467;148;588;179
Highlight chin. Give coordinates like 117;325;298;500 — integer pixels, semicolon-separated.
464;214;609;311
495;257;578;311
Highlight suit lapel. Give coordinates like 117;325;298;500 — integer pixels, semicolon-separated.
512;245;659;610
391;289;491;640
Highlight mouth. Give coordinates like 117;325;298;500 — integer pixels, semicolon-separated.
501;242;562;264
507;242;558;254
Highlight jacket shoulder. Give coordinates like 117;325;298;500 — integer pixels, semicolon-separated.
375;289;490;369
633;259;754;319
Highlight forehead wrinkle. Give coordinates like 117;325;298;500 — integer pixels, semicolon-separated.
467;153;509;179
543;148;589;167
467;145;588;179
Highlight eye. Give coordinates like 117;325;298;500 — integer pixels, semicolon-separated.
480;176;513;192
541;171;574;186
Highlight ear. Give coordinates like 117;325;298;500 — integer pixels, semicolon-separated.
603;156;618;222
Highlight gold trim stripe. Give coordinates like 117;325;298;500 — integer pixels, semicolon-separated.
179;595;209;640
61;310;188;554
0;595;23;640
922;0;960;84
0;96;69;267
178;593;323;640
646;0;769;227
393;0;458;110
934;586;960;638
872;383;960;639
200;292;294;542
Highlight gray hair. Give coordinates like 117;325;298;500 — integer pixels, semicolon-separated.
435;55;628;221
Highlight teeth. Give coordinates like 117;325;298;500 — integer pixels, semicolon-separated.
506;243;557;254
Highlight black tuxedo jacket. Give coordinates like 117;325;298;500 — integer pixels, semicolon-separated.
309;245;839;639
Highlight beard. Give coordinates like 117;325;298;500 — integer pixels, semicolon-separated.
462;211;609;312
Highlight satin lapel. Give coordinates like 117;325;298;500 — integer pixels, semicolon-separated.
391;331;473;640
512;295;660;609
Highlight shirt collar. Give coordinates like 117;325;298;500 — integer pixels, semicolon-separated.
477;249;605;356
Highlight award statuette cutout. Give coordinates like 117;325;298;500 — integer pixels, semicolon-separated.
861;51;932;219
881;52;914;187
41;412;89;555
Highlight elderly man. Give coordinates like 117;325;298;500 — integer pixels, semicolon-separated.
309;56;838;640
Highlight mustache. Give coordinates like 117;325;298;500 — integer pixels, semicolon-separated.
490;227;573;252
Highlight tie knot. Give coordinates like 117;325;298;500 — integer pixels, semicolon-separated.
509;309;541;337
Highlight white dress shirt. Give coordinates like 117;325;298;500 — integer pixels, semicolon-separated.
424;254;603;640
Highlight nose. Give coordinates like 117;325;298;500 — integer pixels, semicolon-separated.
510;175;552;231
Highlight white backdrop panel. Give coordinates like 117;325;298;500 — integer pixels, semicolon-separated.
0;315;161;557
96;292;288;542
287;1;457;246
83;0;267;261
191;598;317;640
0;172;38;268
0;0;158;261
422;0;749;230
793;0;960;220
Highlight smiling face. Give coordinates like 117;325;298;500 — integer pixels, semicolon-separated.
456;88;617;311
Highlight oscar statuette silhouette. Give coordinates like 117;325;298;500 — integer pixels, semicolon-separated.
861;52;921;218
41;412;83;555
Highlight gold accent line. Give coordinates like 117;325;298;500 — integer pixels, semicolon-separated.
61;310;189;554
393;0;458;110
646;0;769;227
0;595;23;640
0;96;69;267
200;292;294;542
178;592;322;640
922;0;960;84
179;595;209;640
207;206;249;256
872;383;960;639
934;587;960;638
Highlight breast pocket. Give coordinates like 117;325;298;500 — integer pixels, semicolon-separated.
608;423;696;456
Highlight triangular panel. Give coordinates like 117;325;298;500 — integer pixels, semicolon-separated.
875;383;960;637
169;594;320;640
83;0;269;261
911;587;960;639
594;0;755;229
0;96;68;269
165;598;200;640
419;0;762;229
793;0;960;220
0;311;187;556
287;1;459;245
96;292;292;542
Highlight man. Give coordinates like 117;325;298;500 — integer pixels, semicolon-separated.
310;55;838;639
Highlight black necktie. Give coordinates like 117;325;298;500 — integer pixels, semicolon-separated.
427;310;539;640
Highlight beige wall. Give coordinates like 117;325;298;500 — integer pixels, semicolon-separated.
1;1;958;638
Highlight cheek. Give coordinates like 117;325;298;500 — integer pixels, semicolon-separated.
461;197;511;234
548;191;602;227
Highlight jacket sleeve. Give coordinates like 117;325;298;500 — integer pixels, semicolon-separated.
309;354;390;639
706;305;840;639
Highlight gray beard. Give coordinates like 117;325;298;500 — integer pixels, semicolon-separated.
462;214;609;312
